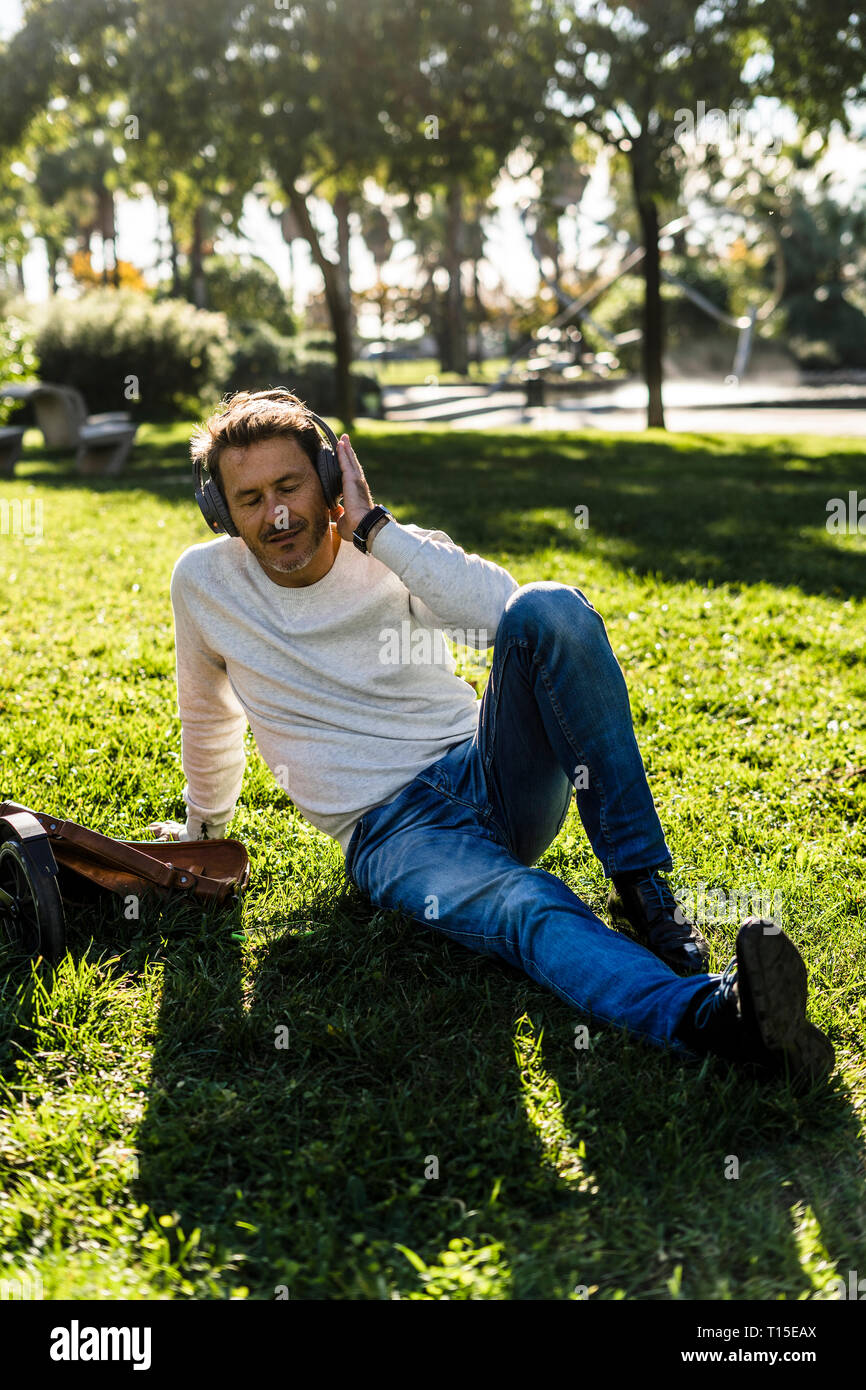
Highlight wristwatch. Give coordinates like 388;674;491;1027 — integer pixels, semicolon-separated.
353;505;391;553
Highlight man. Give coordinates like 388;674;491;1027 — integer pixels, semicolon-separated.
151;388;834;1088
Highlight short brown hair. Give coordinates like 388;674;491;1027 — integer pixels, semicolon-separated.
190;388;322;491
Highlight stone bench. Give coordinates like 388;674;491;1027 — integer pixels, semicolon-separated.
0;425;27;478
0;382;137;476
76;421;139;477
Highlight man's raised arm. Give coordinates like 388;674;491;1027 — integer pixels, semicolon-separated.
369;520;518;643
335;434;519;643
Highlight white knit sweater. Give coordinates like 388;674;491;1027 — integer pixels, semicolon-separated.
169;519;519;852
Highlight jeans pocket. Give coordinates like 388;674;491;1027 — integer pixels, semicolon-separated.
415;745;459;797
416;768;450;796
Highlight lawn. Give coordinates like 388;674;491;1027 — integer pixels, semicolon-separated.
371;355;511;386
0;420;864;1300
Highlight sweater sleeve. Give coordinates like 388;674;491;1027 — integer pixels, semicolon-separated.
368;520;519;649
170;557;248;839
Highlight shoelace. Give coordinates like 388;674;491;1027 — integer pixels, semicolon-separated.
632;871;690;948
692;957;737;1030
638;870;673;917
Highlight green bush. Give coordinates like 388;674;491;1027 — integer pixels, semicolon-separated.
581;273;644;373
227;322;297;389
783;290;866;369
201;253;296;337
297;331;337;354
0;311;38;426
30;290;234;419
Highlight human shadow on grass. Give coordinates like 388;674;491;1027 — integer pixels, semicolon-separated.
123;878;864;1301
16;430;866;603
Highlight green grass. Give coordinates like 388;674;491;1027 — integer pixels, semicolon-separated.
373;355;511;386
371;355;628;387
0;420;864;1300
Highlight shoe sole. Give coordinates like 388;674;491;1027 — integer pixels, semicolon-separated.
736;918;835;1088
607;891;711;977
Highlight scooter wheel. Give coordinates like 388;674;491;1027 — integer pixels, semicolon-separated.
0;838;67;963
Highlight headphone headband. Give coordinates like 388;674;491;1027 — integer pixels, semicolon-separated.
193;400;343;537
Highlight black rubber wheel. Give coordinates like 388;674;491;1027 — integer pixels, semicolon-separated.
0;838;67;962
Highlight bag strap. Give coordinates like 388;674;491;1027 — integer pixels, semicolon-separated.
37;815;194;892
0;803;246;902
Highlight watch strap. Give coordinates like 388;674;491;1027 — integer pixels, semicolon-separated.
353;505;391;553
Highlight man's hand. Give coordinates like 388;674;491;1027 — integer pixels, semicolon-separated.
146;820;183;842
334;435;376;541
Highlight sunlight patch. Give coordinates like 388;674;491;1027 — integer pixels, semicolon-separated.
513;1014;599;1192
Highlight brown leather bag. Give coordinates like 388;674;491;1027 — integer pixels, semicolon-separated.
0;800;250;907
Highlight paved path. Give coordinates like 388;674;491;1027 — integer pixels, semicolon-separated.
382;379;866;436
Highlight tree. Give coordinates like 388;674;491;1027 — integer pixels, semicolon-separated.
0;157;33;293
552;1;751;426
197;253;296;337
358;199;395;341
3;0;555;421
378;0;560;378
112;0;256;309
552;1;866;427
742;0;865;124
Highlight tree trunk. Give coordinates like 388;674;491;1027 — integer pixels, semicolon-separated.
190;204;207;309
427;277;450;369
288;186;355;426
333;191;356;341
99;187;119;288
444;182;468;376
329;287;355;426
167;206;182;298
47;244;59;295
472;259;484;367
631;154;665;429
287;239;296;323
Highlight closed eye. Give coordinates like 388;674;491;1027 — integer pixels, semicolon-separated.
242;484;300;507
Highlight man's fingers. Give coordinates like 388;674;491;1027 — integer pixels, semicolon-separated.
146;821;179;841
338;435;365;478
338;436;373;503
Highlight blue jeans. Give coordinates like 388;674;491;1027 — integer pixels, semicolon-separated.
345;583;718;1054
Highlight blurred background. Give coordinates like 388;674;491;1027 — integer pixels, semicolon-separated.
1;0;864;434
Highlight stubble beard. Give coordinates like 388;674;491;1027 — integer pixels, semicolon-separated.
252;510;332;575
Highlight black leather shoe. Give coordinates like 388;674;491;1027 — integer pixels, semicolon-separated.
608;868;710;976
676;918;835;1088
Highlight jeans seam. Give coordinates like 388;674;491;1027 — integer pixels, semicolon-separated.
415;774;498;831
411;919;492;944
529;955;687;1053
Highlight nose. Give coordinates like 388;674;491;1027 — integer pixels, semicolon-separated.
268;495;292;531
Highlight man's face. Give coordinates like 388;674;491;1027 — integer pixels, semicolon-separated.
218;435;335;579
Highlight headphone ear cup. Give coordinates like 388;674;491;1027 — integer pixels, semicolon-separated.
317;443;343;509
197;476;239;537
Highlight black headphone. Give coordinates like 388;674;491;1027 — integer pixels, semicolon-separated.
193;400;343;537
